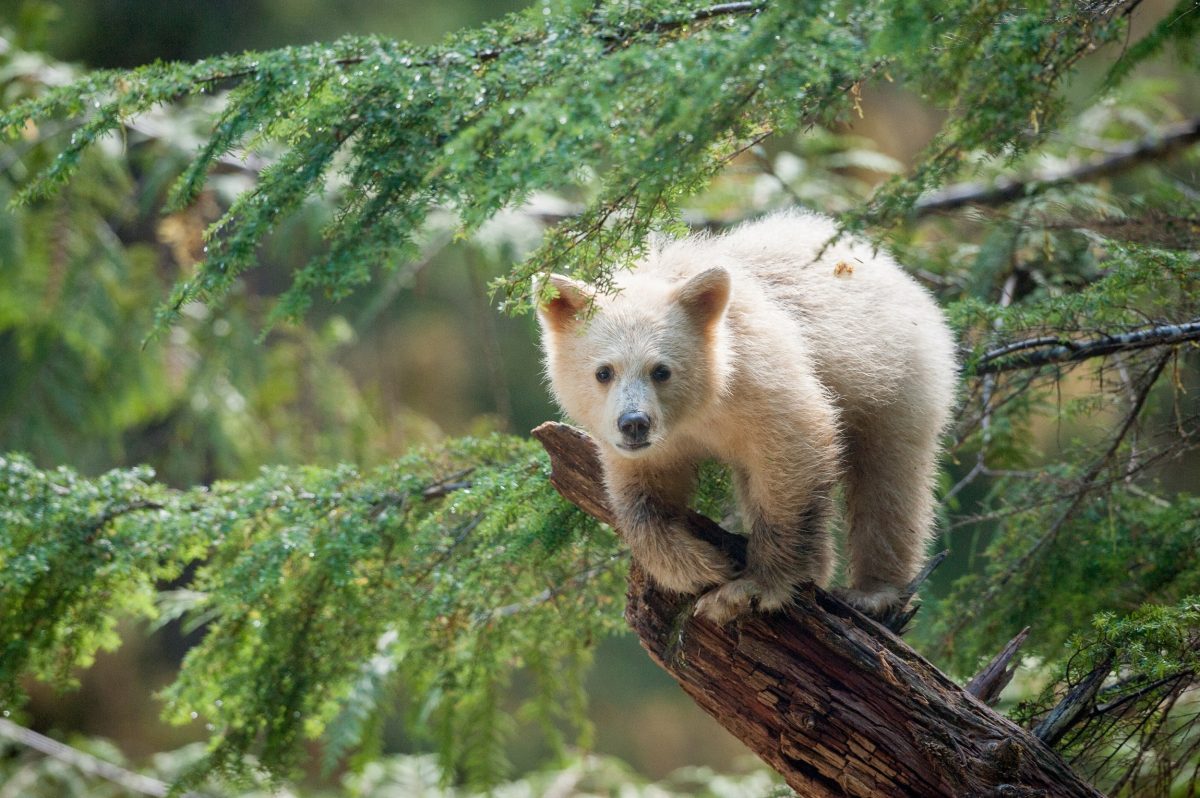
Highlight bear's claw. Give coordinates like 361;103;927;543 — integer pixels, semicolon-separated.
694;577;792;625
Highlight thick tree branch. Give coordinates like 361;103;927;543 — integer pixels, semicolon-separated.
917;116;1200;215
976;319;1200;375
532;421;1103;798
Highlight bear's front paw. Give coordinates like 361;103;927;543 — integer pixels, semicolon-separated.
641;533;737;595
693;578;793;625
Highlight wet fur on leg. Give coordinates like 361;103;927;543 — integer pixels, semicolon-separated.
620;491;737;595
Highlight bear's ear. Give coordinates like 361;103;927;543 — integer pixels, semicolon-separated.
675;267;731;330
536;274;593;331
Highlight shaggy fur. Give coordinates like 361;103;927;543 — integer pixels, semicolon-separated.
537;210;958;624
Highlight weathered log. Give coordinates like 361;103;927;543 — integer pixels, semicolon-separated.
532;421;1103;798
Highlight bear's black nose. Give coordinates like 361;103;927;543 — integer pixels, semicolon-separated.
618;411;651;443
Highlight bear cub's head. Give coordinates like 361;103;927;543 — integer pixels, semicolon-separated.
536;266;731;459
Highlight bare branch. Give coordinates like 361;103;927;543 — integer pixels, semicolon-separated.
976;320;1200;375
876;549;949;634
917;116;1200;215
1028;212;1200;250
0;718;205;798
1093;671;1195;719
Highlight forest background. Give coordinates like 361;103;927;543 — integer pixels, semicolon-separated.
0;0;1198;795
0;0;801;788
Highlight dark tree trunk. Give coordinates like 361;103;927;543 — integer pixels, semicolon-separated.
532;421;1102;798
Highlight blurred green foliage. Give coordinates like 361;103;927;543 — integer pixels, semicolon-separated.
0;0;530;68
0;744;792;798
1;437;625;790
1;0;1199;795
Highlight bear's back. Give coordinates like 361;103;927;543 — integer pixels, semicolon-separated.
635;211;957;421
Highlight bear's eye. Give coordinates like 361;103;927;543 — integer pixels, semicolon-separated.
651;364;672;383
595;366;613;384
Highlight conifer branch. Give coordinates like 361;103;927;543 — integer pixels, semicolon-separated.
194;1;767;86
917;116;1200;215
85;499;166;534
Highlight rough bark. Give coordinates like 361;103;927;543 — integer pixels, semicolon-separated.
532;421;1103;798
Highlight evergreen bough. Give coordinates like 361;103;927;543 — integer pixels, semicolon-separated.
1;438;625;788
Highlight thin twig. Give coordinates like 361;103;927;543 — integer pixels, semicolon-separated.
0;718;206;798
953;268;1021;501
947;354;1172;638
480;555;627;622
946;427;1195;531
976;320;1200;375
420;467;476;500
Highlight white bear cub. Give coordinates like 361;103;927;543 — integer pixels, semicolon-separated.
537;211;957;624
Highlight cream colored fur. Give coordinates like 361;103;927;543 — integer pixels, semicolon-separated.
537;210;958;624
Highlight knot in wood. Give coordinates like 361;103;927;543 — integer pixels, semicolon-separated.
918;732;967;784
984;738;1024;780
975;786;1042;798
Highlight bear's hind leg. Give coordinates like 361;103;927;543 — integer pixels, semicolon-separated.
840;412;942;615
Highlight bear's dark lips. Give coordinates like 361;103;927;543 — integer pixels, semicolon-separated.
618;442;650;451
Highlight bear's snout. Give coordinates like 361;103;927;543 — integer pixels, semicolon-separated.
617;411;651;447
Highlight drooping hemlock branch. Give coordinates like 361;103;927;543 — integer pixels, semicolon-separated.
532;421;1103;798
917;115;1200;216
